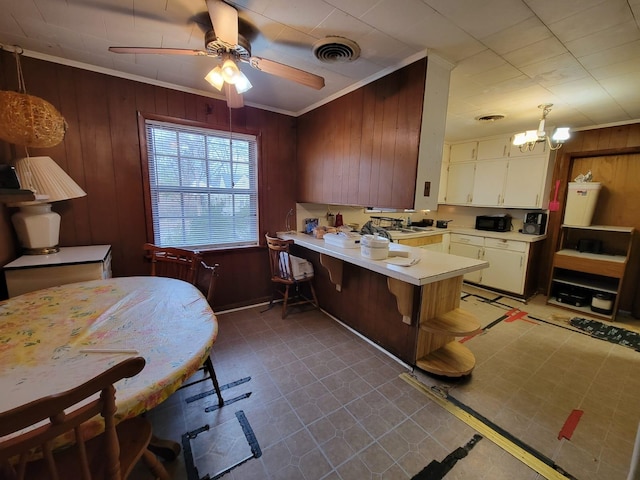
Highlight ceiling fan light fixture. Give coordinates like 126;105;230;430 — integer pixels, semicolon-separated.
204;66;224;91
221;58;241;84
234;70;252;93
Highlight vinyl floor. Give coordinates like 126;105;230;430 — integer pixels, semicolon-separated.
134;286;640;479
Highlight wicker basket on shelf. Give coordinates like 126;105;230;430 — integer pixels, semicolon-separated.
0;90;67;148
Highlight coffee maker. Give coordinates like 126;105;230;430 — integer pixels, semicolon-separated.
523;212;547;235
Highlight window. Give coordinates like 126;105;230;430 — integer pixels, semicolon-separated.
144;119;258;249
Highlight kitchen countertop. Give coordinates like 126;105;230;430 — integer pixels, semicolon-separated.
279;232;488;287
383;226;546;243
448;226;547;242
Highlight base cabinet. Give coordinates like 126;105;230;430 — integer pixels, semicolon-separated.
449;234;530;297
449;241;483;283
4;245;112;297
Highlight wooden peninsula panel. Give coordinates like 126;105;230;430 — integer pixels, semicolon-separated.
286;233;487;374
294;246;419;365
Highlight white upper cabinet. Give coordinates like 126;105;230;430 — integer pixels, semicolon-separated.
502;156;547;208
449;141;477;163
445;162;475;205
441;135;555;209
477;137;511;160
472;159;508;206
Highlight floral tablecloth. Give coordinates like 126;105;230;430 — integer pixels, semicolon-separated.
0;276;217;442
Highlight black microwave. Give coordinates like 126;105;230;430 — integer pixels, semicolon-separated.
475;214;512;232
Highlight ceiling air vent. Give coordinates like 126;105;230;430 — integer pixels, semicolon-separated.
476;114;505;122
313;36;361;63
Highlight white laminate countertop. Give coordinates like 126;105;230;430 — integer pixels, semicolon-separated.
386;226;546;243
448;226;546;242
279;232;488;287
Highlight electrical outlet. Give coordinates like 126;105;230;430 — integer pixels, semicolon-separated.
423;181;431;196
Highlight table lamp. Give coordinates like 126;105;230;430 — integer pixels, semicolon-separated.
10;156;86;254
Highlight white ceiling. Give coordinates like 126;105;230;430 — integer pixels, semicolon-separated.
1;0;639;142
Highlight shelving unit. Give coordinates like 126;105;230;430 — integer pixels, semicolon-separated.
415;277;481;377
547;225;637;320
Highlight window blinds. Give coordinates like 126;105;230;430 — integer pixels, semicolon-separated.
145;119;258;249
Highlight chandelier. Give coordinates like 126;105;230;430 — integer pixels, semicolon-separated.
512;104;570;152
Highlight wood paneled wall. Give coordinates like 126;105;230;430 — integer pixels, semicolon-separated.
0;51;297;309
540;123;640;315
297;58;426;209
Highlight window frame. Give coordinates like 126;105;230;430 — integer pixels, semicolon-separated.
138;112;261;251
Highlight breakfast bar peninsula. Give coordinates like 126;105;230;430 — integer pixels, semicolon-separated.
279;232;488;377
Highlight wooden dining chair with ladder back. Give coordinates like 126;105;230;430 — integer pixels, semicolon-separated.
265;234;319;319
143;243;224;407
0;356;169;480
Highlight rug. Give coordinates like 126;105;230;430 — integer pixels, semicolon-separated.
569;317;640;351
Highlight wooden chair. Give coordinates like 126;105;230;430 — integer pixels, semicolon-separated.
265;234;319;319
143;243;224;407
0;357;169;480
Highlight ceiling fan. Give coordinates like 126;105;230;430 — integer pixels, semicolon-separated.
108;0;325;108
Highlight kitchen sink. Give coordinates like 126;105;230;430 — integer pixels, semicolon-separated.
400;226;434;233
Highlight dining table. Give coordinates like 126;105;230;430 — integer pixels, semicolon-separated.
0;276;218;453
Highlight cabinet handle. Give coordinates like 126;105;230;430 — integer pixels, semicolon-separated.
497;194;501;204
503;145;507;156
536;194;539;205
472;148;476;159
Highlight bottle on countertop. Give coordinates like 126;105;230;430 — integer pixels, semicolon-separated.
406;216;412;227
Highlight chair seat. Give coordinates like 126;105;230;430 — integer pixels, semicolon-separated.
265;234;319;318
22;417;153;479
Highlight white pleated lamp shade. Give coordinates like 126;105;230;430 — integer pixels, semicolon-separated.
12;156;86;202
10;156;86;254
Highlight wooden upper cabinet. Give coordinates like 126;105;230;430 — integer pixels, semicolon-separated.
297;59;427;209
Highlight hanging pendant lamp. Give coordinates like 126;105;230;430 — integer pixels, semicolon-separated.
0;46;67;148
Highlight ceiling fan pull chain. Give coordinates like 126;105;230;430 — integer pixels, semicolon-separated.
229;106;234;187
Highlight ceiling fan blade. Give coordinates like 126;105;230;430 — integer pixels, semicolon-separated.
206;0;238;47
224;83;244;109
109;47;209;56
247;57;325;90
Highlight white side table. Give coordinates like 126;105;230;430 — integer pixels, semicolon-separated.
4;245;112;297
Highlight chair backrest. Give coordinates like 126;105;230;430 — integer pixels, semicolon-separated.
0;357;146;480
265;234;296;283
143;243;219;303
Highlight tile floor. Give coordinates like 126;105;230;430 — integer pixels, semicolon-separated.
136;286;640;479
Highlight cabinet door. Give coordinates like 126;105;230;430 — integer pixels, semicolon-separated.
477;137;510;160
449;142;477;162
471;159;508;206
445;162;475;204
449;243;483;283
438;158;448;204
502;156;547;208
482;248;525;294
